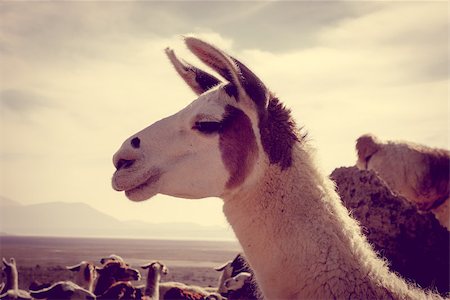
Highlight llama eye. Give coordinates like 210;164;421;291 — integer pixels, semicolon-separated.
193;121;222;134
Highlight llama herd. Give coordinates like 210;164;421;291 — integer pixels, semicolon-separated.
0;254;258;300
111;37;449;300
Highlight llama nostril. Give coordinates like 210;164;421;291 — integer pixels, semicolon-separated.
116;158;135;170
131;137;140;149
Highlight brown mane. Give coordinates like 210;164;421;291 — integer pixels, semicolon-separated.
259;96;302;170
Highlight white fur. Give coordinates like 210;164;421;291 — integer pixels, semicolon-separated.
159;281;214;299
0;289;32;300
29;281;95;300
112;37;444;299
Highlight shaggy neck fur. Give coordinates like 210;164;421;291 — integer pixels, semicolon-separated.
144;267;161;300
223;143;437;300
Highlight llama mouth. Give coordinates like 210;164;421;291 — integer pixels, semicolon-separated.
124;170;162;200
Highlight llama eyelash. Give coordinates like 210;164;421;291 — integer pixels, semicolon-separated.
192;120;223;134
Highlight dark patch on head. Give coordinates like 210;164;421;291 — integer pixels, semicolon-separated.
417;149;450;210
219;105;258;188
259;97;301;169
191;66;221;92
222;57;299;169
232;57;268;109
84;264;92;282
224;83;238;98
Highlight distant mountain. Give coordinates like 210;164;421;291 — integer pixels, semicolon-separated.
0;197;235;240
0;196;22;207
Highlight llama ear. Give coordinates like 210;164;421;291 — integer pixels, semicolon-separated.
66;263;81;272
214;261;231;271
165;47;222;95
140;261;154;270
185;37;268;109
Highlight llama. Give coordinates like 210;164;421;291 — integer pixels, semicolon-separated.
29;281;96;300
0;258;31;300
111;37;444;299
141;261;168;300
94;260;141;296
0;258;18;294
215;254;258;299
215;254;246;294
66;261;97;292
356;134;449;230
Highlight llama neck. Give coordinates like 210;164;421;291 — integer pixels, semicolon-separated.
94;275;115;296
223;145;416;300
87;278;95;293
144;269;160;299
75;270;94;292
5;266;19;291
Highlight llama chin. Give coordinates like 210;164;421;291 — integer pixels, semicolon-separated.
124;171;162;201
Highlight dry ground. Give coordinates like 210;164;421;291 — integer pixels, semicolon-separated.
0;236;241;290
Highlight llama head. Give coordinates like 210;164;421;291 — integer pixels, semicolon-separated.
2;258;15;268
112;37;298;201
141;261;168;276
355;134;382;170
66;261;97;287
2;257;17;276
96;261;141;281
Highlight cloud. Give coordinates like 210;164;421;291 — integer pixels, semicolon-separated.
0;1;447;229
0;89;56;113
0;1;381;67
318;2;448;83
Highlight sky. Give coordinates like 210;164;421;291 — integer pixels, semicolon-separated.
0;1;448;231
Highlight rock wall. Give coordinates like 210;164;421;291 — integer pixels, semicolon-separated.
330;166;449;296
